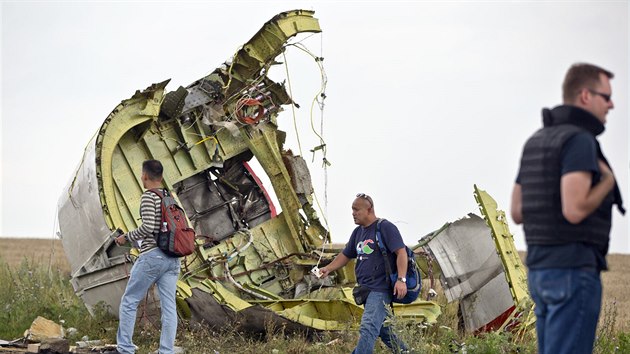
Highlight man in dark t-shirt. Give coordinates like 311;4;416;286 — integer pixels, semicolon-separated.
320;194;408;353
511;63;624;354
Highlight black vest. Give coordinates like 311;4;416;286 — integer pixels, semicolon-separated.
520;106;616;248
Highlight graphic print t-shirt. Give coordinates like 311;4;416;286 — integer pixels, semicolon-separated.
342;219;405;292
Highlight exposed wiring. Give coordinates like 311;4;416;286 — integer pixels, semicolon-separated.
282;51;304;156
202;229;254;265
181;252;318;281
285;31;318;48
222;47;241;90
208;229;273;300
222;64;270;109
284;37;333;274
192;135;218;147
224;263;273;300
284;41;332;247
234;97;265;125
289;43;328;147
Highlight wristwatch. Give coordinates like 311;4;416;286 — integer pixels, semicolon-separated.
397;277;406;283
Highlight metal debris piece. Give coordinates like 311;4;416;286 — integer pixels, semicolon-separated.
57;9;533;336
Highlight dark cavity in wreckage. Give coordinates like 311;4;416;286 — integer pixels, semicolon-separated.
57;10;535;336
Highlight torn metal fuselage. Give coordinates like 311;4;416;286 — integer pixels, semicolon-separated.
57;10;532;336
416;186;534;336
57;9;442;334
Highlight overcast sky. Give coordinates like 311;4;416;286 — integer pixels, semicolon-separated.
1;1;628;254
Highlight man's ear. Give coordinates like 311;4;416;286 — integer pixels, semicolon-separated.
578;88;590;105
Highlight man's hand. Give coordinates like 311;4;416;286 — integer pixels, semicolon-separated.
393;247;408;300
319;253;351;279
561;159;616;224
319;266;331;278
115;234;128;246
598;160;614;184
393;280;407;300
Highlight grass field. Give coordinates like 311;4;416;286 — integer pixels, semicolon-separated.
1;238;628;353
0;237;71;275
1;238;628;329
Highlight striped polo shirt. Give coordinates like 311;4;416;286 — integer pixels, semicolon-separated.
126;190;162;254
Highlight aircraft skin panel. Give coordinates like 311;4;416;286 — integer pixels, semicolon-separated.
473;185;535;333
427;215;507;302
58;10;534;336
111;143;145;230
223;10;321;98
57;138;112;275
474;185;529;304
424;214;516;333
95;85;165;231
459;272;516;332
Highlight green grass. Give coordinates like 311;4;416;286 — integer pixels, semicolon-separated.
1;257;627;353
0;257;118;342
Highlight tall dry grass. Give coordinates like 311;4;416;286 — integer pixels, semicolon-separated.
1;238;628;330
0;238;628;352
601;254;630;332
0;238;71;274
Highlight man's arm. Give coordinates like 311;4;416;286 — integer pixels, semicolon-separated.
393;247;408;300
561;160;615;224
319;253;351;278
511;183;523;224
117;193;160;245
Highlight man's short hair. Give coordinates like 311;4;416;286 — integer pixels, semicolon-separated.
562;63;614;103
142;160;163;181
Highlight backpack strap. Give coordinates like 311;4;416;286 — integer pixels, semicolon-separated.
375;218;394;287
375;218;396;308
147;189;167;227
148;188;165;199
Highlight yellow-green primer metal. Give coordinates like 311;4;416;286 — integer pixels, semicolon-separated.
88;9;441;332
473;185;535;336
96;10;324;236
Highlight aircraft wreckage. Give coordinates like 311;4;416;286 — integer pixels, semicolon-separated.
57;10;534;335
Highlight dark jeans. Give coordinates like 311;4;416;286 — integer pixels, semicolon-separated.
528;268;602;354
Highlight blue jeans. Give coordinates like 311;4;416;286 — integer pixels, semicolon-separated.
528;268;602;354
117;248;180;354
352;291;408;354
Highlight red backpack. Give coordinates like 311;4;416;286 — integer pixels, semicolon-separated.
149;189;196;257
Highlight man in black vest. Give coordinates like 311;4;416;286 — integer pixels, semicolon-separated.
511;63;625;354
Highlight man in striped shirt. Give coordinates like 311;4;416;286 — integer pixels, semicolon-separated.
114;160;181;354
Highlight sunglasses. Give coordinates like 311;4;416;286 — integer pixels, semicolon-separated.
356;193;373;208
588;89;612;103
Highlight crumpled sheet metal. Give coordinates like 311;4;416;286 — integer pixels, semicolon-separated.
426;214;514;332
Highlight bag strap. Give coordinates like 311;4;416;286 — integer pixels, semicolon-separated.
375;218;396;308
147;189;167;227
375;218;394;287
148;188;165;200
